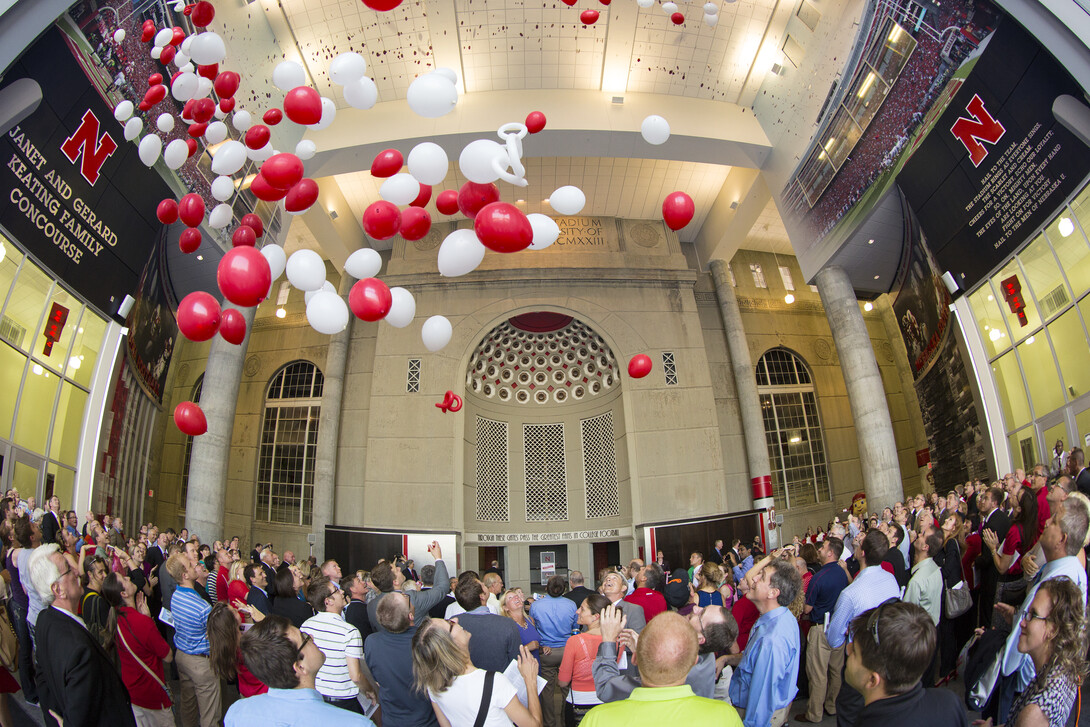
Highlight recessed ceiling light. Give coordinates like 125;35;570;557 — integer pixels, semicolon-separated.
873;275;880;280
275;308;286;319
784;293;794;304
863;302;873;311
1058;217;1075;237
516;199;525;204
1026;335;1036;345
196;255;204;261
867;239;874;244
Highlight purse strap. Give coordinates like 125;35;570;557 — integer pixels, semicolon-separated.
474;671;496;727
117;617;170;695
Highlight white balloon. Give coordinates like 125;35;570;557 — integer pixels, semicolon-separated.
163;138;189;169
295;139;317;160
189;31;226;65
435;67;459;86
421;315;453;352
636;0;653;7
407;142;449;185
272;61;306;92
211;175;235;202
173;0;185;11
113;100;133;123
195;76;214;99
208;203;233;229
548;186;586;216
306;291;349;335
527;214;561;250
181;36;194;55
407;74;458;118
703;2;718;13
124;117;144;142
261;244;287;282
343;77;378;110
204;120;229;145
214;106;228;120
150;47;162;60
437;228;486;277
232;110;253;131
662;2;678;11
304;280;337;305
344;248;382;280
210;140;247;175
138;134;162;166
154;28;173;48
640;114;671;145
286;249;326;292
173;53;190;69
307;97;337;131
156;113;175;132
329;52;368;85
703;13;719;26
247;143;275;162
379;174;420;206
113;29;126;43
458;139;504;184
385;287;416;328
171;72;198;102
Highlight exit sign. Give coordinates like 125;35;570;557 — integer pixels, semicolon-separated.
42;303;69;356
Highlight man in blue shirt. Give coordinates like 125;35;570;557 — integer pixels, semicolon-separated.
531;575;579;727
797;536;849;723
729;557;802;727
364;593;437;726
167;552;221;727
732;544;754;584
227;614;374;726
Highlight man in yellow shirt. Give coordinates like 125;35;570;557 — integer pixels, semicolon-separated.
581;612;742;726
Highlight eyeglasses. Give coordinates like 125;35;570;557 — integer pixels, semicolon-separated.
865;603;888;647
296;632;312;660
444;618;457;633
1020;608;1050;625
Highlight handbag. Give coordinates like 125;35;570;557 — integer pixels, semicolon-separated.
0;576;18;671
117;618;175;713
960;628;1007;711
943;541;972;619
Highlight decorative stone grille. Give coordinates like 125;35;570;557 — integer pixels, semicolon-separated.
581;412;620;518
524;423;567;521
475;417;509;521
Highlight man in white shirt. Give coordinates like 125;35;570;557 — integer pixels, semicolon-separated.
301;577;378;715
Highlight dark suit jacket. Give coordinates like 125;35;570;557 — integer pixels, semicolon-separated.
247;586;272;615
1077;468;1090;498
261;562;279;598
707;548;724;565
41;511;62;547
563;585;596;607
270;593;314;628
36;606;135;727
975;509;1011;579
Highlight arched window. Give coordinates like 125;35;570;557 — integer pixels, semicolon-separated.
180;375;204;506
756;349;830;509
256;361;324;525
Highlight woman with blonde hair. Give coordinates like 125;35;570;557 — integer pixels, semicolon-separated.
412;617;541;726
694;560;723;607
500;588;545;660
225;560;250;619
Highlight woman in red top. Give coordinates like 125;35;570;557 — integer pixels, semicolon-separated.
225;560;251;621
102;571;174;726
558;593;612;724
208;602;268;697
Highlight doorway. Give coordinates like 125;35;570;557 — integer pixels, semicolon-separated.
478;547;506;581
591;541;620;586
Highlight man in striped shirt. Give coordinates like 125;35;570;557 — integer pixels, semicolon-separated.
166;552;222;727
302;577;378;715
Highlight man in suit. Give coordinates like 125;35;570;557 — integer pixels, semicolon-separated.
259;547;280;598
1071;448;1090;497
400;559;419;583
707;539;726;565
367;541;450;634
246;563;273;615
29;544;136;727
563;570;596;607
601;569;646;633
40;496;62;546
975;485;1010;628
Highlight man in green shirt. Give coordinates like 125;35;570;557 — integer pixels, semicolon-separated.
581;611;742;726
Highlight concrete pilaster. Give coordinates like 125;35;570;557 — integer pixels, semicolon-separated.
709;259;772;508
815;265;903;510
186;304;255;542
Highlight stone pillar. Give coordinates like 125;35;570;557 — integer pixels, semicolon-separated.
709;259;773;510
186;304;255;542
815;265;904;510
311;275;355;562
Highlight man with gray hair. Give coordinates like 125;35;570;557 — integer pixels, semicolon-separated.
564;570;596;607
29;544;135;726
364;593;437;726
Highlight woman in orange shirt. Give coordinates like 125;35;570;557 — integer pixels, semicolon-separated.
558;593;612;725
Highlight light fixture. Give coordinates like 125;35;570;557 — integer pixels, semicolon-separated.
989;328;1002;342
1058;217;1075;237
789;435;801;444
863;301;873;311
68;356;81;370
275;307;286;318
987;294;994;301
984;324;990;330
867;239;874;245
873;275;880;280
0;240;5;263
32;363;43;376
1025;335;1035;345
784;293;795;304
77;327;84;334
196;255;204;261
516;199;525;205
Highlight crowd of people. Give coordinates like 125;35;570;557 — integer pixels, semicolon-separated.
0;451;1087;727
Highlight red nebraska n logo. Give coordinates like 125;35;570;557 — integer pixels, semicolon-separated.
60;110;118;185
950;94;1005;167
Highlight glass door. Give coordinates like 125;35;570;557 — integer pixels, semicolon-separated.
5;446;44;500
1039;410;1070;474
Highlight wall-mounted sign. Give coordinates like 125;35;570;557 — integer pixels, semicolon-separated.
41;302;69;356
470;527;632;544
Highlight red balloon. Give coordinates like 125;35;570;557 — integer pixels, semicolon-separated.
249;173;288;202
283;86;323;125
138;101;151;112
156;199;179;224
362;0;404;11
177;291;221;342
399;207;432;241
141;23;156;43
148;73;163;86
217;246;272;307
525;111;546;134
457;181;500;219
170;27;186;46
260;153;304;190
362;201;401;240
213;71;240;98
187;122;208;138
628;354;653;379
599;0;611;4
285;178;319;213
143;84;167;108
562;0;577;5
348;278;393;321
173;401;208;436
183;4;192;15
580;9;599;23
179;228;202;253
219;308;247;344
193;97;216;123
410;184;432;208
241;214;264;237
670;11;684;23
159;45;176;65
181;98;197;122
186;138;199;158
197;63;218;80
263;109;283;126
474;202;534;253
244;124;271;150
219;97;235;113
191;1;216;27
436;190;460;216
370;149;403;178
231;226;256;247
662;191;695;231
178;193;205;227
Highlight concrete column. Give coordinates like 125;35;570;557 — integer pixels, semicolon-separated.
709;259;773;509
815;265;903;510
186;304;255;542
311;275;355;561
